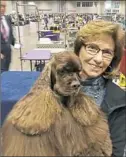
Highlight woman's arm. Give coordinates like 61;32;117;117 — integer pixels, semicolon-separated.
109;107;126;157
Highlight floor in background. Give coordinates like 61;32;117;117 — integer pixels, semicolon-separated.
10;22;65;71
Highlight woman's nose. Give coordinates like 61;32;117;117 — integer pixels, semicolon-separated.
94;50;103;64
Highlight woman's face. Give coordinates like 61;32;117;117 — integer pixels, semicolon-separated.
79;34;115;79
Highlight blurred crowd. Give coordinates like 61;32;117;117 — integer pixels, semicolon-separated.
9;12;125;31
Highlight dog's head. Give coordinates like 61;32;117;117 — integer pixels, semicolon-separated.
50;52;82;96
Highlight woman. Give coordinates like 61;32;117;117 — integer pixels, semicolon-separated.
74;20;126;157
120;44;126;76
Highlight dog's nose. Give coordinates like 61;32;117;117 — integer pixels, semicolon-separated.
71;81;80;89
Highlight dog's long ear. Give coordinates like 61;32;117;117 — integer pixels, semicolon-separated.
50;59;56;90
30;60;54;92
6;59;61;135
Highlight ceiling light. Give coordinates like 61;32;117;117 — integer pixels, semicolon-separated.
28;2;35;5
105;2;111;9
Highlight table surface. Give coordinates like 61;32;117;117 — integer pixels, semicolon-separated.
22;49;51;60
34;48;66;54
1;71;41;124
37;40;64;44
46;34;59;37
39;30;52;32
67;27;78;30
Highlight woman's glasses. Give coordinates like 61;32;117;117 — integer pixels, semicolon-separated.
85;43;114;60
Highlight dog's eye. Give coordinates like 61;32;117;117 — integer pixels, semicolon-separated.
64;66;71;72
69;72;73;76
57;69;65;75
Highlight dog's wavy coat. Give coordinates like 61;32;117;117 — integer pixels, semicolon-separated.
2;52;112;156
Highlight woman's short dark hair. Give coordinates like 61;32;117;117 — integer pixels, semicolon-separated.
74;20;125;78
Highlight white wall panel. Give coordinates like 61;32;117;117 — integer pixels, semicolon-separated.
64;1;97;14
6;1;13;14
119;1;125;15
35;1;59;13
5;1;125;15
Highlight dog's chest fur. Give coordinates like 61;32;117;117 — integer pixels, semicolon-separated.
47;100;109;156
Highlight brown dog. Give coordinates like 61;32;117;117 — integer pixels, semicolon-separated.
2;52;112;156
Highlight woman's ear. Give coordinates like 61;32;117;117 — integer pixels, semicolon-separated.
108;62;113;72
74;37;84;56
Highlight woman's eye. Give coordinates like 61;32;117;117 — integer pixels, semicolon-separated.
86;45;98;51
102;49;112;55
89;45;95;49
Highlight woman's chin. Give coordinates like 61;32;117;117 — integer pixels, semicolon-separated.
87;71;102;78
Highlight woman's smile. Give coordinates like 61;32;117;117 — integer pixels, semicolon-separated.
88;63;102;71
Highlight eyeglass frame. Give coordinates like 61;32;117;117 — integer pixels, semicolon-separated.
82;43;114;60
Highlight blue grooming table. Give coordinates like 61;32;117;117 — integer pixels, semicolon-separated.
1;71;40;125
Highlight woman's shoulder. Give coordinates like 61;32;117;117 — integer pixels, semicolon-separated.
101;79;126;115
106;79;125;96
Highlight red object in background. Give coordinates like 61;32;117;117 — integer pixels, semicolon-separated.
120;49;126;76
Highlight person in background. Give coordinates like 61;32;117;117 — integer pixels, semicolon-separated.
74;20;125;157
1;0;15;73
